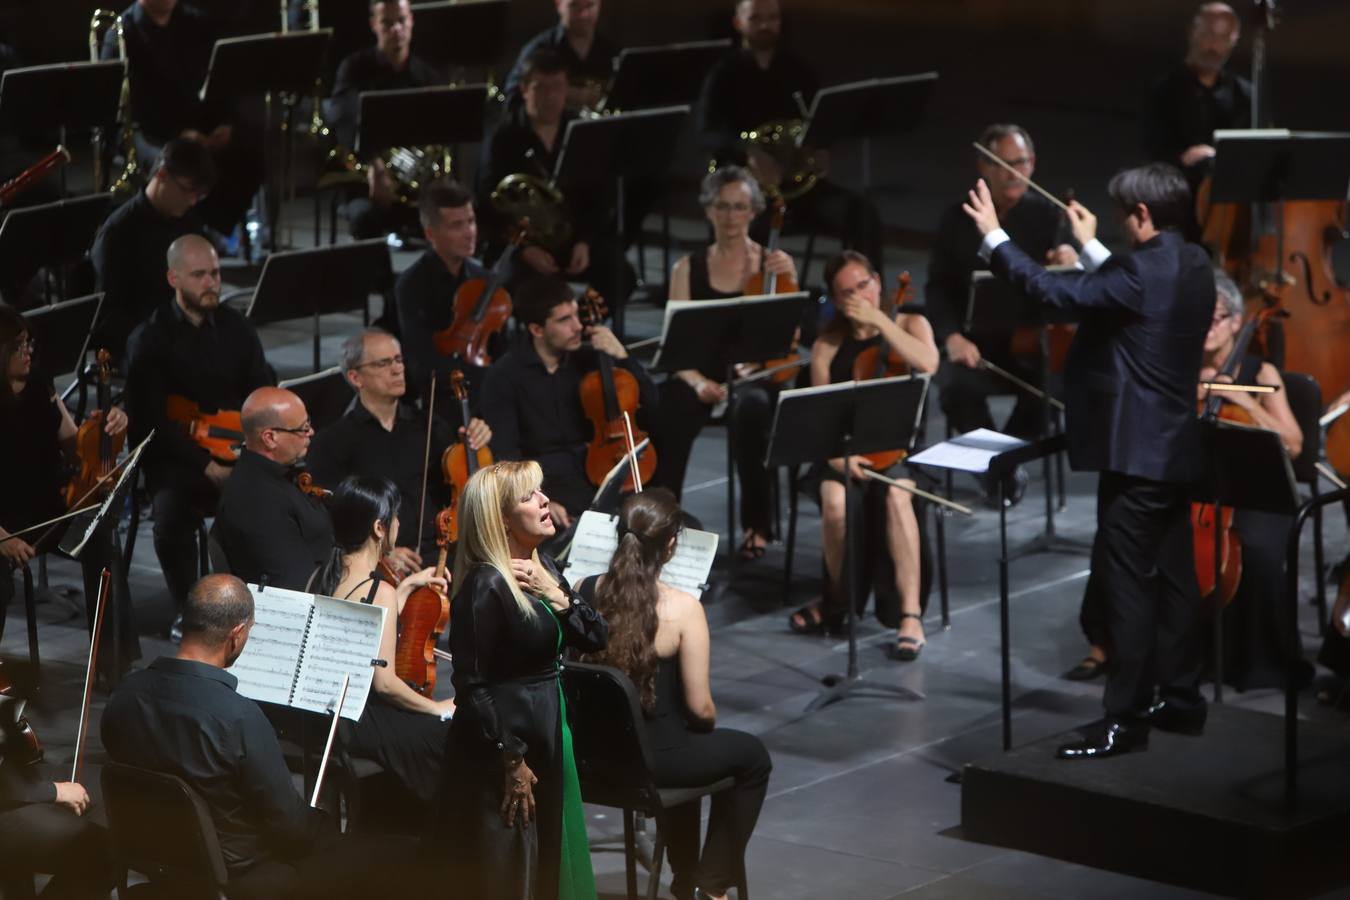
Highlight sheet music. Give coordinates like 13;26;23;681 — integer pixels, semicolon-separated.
907;428;1028;474
563;510;720;596
291;597;384;721
229;585;315;707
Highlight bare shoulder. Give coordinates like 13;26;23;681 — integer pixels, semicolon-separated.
657;582;703;622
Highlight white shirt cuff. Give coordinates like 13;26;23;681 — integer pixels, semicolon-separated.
978;228;1011;262
1080;238;1111;272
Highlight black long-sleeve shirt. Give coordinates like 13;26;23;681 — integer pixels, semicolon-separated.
393;249;488;396
214;449;335;591
924;193;1073;346
101;656;325;873
478;338;656;514
326;47;443;151
1142;65;1251;183
90;189;205;359
697;46;817;166
124;299;273;483
501;24;619;101
101;2;222;144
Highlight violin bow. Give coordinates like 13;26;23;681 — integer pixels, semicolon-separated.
417;376;437;555
71;567;111;783
622;411;643;493
971;142;1071;215
309;673;351;808
977;359;1065;411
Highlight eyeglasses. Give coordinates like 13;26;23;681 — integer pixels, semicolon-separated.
9;338;35;354
354;354;403;370
270;420;314;436
710;201;753;213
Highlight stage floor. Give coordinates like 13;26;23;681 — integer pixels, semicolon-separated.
7;225;1349;900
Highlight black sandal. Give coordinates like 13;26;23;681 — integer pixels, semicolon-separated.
891;612;925;661
1064;656;1108;681
738;530;768;561
788;603;826;635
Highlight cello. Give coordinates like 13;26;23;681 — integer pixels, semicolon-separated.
395;507;452;697
577;290;655;492
742;196;804;385
433;225;525;367
442;369;493;543
65;349;126;507
850;273;914;471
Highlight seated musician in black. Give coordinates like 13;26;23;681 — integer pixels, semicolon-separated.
925;124;1077;505
1142;2;1249;192
477;48;629;310
91;136;215;361
102;0;264;240
125;234;272;635
502;0;618;111
698;0;882;273
327;0;443;241
214;387;334;591
101;574;407;899
0;305;139;676
479;276;656;533
307;328;491;572
652;165;797;560
393;179;487;395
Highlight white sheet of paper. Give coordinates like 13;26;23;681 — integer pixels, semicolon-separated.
229;585;314;707
907;428;1029;474
291;597;384;721
563;510;720;596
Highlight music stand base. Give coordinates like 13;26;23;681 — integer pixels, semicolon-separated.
1011;530;1091;561
805;673;924;712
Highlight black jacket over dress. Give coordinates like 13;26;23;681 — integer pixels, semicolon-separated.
442;558;607;899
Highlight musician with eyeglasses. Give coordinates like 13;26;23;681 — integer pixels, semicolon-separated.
502;0;618;112
213;387;334;592
307;329;491;572
125;234;272;636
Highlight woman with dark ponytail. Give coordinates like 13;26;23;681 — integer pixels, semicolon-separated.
578;489;771;900
312;474;454;819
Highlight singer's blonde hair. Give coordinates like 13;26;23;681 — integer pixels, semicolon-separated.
451;460;552;618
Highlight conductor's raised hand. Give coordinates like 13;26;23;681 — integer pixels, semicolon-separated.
1064;200;1097;247
961;179;1000;237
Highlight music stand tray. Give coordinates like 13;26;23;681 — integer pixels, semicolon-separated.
0;193;113;290
553;105;690;188
410;0;510;72
357;85;488;155
766;374;931;711
202;30;333;104
798;72;939;147
601;39;732;113
245;239;390;371
1210;129;1350;204
0;61;123;135
22;293;103;381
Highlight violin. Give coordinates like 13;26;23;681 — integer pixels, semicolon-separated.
295;471;330;499
65;349;126;508
395;507;451;697
432;225;525;368
850;272;914;471
577;289;655;492
442;369;493;543
742;196;804;385
165;395;244;465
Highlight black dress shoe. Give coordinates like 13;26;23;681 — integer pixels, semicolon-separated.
1138;699;1206;736
1056;718;1148;759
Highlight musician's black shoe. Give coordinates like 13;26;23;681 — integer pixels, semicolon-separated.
982;465;1029;509
1138;699;1206;736
1056;718;1149;760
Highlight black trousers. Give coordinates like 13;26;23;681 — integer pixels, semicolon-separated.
936;352;1045;440
0;802;111;900
1092;471;1205;719
227;831;415;900
650;728;771;898
150;469;218;611
650;378;776;536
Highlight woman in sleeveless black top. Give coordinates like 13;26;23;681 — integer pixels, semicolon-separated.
791;253;940;660
310;476;454;820
578;489;771;900
653;166;799;561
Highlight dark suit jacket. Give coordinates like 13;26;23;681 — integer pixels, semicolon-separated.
989;230;1212;484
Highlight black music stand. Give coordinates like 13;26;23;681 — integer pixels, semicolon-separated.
766;375;930;712
22;294;102;383
0;193;112;303
601;39;733;113
798;72;938;190
552;105;690;339
652;293;809;555
410;0;511;74
966;270;1089;558
0;62;123;196
356;85;488;155
244;239;389;371
1193;418;1300;704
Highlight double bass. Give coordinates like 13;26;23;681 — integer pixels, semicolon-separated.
433;226;525;368
65;349;125;507
396;508;452;697
441;369;492;543
577;290;655;492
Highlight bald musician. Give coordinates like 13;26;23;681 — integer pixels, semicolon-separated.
125;234;272;633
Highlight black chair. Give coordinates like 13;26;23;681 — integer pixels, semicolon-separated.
560;661;749;900
1283;372;1329;630
101;761;229;900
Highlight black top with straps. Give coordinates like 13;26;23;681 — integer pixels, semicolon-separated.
688;251;742;302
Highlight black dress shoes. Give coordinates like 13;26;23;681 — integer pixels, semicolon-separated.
1138;699;1206;736
1056;718;1149;759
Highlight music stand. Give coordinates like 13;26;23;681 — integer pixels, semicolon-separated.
244;239;389;371
798;72;938;188
0;62;123;195
22;294;102;383
1193;417;1301;704
410;0;511;73
600;39;733;113
0;193;112;303
357;84;488;173
965;270;1088;557
766;374;930;711
652;292;809;553
278;366;352;433
552;105;690;339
